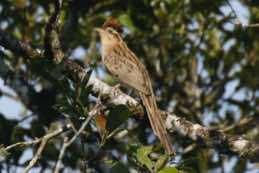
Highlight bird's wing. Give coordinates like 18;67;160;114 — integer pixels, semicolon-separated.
103;52;151;95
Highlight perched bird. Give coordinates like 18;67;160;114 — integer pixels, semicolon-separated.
95;18;174;154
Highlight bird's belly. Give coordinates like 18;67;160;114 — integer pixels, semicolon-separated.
103;55;133;74
102;54;150;95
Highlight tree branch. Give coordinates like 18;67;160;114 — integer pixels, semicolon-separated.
5;124;69;151
54;104;101;173
0;29;258;162
0;29;43;59
53;137;68;173
3;124;70;173
22;137;48;173
165;113;259;162
44;0;64;63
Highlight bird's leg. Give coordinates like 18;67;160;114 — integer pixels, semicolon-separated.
114;83;121;89
127;88;134;96
111;83;121;96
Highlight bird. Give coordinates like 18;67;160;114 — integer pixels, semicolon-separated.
95;20;174;154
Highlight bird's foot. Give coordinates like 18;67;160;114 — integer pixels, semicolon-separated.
111;84;121;96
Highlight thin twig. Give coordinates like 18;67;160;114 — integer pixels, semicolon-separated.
22;138;49;173
53;137;68;173
53;106;100;173
66;112;94;149
5;127;66;151
20;124;71;173
226;0;241;25
62;113;78;133
242;23;259;28
226;0;259;28
0;89;19;100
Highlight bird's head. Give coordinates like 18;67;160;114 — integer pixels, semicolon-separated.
95;27;122;45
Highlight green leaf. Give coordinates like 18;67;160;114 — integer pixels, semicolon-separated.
76;69;92;101
106;105;131;132
0;145;9;158
80;69;92;88
118;14;136;31
136;146;154;172
197;151;207;173
158;167;178;173
59;77;75;98
110;162;130;173
155;154;169;171
80;85;93;106
53;101;78;117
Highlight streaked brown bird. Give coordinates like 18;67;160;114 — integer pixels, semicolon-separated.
95;19;174;154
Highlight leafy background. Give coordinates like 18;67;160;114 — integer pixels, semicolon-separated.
0;0;259;172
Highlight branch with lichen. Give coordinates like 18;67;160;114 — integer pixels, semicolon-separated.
73;64;259;162
44;0;64;63
0;16;258;163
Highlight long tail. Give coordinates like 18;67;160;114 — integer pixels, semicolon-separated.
139;93;174;154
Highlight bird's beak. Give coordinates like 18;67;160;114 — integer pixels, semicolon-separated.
94;27;105;33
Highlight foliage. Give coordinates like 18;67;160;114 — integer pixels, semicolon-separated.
0;0;259;172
